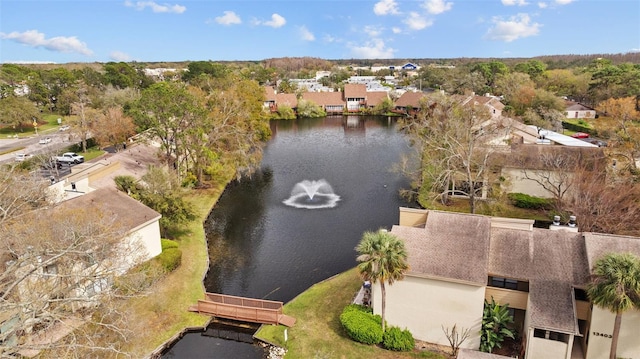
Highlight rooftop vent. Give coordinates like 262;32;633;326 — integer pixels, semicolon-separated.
549;215;578;233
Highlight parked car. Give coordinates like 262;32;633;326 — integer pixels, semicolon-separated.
54;152;84;164
59;125;70;131
39;137;52;144
15;153;33;162
571;132;590;139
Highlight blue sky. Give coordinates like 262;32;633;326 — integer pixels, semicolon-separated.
1;0;639;63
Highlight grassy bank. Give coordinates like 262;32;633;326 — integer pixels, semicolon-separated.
122;185;227;357
255;268;448;359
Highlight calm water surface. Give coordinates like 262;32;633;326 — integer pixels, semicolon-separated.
163;116;414;358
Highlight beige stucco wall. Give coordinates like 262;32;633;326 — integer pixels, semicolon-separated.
526;335;570;359
566;110;596;119
398;207;428;227
130;220;162;261
502;167;568;198
586;306;640;359
372;275;485;349
485;287;528;310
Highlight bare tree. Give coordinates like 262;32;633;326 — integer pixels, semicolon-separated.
399;92;509;213
515;146;606;212
0;166;51;224
0;201;151;357
568;168;640;235
442;324;472;357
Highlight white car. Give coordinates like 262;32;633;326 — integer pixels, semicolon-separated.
15;153;34;162
39;137;52;144
59;125;70;131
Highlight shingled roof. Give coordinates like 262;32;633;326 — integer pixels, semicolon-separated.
366;91;389;107
275;93;297;108
58;188;161;233
503;144;607;171
344;83;367;99
391;208;640;335
301;91;345;107
394;91;427;108
391;211;492;285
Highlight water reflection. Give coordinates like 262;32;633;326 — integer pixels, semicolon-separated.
204;116;413;303
165;116;414;358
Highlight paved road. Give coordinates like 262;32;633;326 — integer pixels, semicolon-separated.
0;129;75;165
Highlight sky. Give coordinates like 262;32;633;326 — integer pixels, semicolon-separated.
1;0;639;64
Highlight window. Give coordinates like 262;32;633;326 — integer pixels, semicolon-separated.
490;276;518;290
574;288;588;301
533;328;569;343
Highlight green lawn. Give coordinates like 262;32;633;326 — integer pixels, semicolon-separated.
255;268;449;359
122;186;227;357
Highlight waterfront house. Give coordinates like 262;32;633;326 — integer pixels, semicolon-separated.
373;208;640;359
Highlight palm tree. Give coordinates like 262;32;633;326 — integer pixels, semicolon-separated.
356;229;409;332
587;252;640;359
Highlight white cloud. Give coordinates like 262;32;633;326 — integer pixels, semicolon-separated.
363;25;383;37
124;1;186;14
554;0;574;4
349;38;395;59
485;13;541;42
0;29;93;56
392;27;402;34
502;0;529;6
537;2;548;8
215;11;241;25
403;12;433;30
422;0;453;15
299;26;315;41
373;0;400;15
323;34;336;43
260;13;286;28
630;48;640;53
109;51;131;61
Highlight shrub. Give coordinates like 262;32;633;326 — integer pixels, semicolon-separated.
114;175;139;195
340;304;383;345
181;172;198;188
161;238;179;250
155;247;182;272
274;104;296;120
383;326;415;351
508;193;553;210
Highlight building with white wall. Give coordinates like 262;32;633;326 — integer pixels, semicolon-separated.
376;208;640;359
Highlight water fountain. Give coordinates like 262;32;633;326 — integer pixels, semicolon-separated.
282;179;341;209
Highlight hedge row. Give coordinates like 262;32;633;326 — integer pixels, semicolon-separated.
508;193;553;210
562;121;594;135
382;326;415;351
340;304;383;345
339;305;414;352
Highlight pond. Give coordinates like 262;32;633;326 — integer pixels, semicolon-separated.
162;116;415;358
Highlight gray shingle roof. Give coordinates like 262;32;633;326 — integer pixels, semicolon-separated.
392;210;492;285
584;233;640;275
57;188;161;233
393;209;605;334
